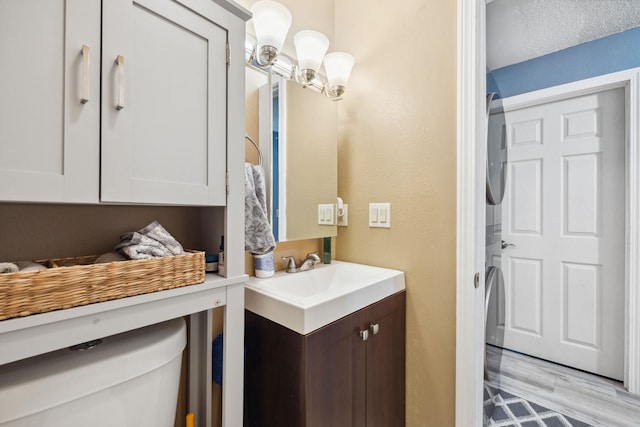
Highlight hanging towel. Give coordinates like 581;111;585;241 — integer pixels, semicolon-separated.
244;163;276;255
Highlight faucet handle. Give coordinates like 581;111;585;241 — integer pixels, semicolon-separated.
281;256;297;271
305;252;321;263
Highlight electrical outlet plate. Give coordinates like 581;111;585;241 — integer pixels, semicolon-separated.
318;204;335;225
337;204;348;226
369;203;391;228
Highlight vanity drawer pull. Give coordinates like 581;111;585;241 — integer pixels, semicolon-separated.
370;323;379;335
360;330;369;341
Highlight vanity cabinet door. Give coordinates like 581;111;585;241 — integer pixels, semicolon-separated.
0;0;100;203
304;306;368;427
366;291;406;426
101;0;227;205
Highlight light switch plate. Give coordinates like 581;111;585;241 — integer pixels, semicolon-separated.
369;203;391;228
318;204;335;225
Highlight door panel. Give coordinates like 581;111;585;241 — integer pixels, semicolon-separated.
102;0;227;205
366;292;406;427
499;87;624;380
0;0;100;202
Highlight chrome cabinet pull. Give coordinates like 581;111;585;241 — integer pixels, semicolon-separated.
80;45;90;103
115;55;125;110
360;330;369;341
370;323;379;335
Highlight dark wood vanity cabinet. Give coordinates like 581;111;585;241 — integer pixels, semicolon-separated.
244;290;406;427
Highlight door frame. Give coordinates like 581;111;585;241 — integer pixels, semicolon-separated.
496;69;640;394
456;1;640;424
456;0;486;426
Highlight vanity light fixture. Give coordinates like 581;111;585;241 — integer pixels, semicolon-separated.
250;1;292;67
293;30;329;84
247;0;355;100
322;52;355;99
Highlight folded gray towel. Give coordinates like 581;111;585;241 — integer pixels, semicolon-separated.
116;232;174;260
0;262;18;273
138;220;185;255
116;221;185;260
244;163;276;255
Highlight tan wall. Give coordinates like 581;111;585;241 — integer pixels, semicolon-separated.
334;1;458;426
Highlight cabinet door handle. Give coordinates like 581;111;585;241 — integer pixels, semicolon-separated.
370;323;379;335
80;45;90;104
115;55;125;110
360;330;369;341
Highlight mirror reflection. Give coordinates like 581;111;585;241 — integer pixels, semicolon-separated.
486;94;507;206
245;66;338;242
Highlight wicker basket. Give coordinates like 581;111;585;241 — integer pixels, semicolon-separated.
0;251;205;321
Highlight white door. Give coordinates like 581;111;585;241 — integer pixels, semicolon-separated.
488;87;625;380
0;0;100;203
101;0;227;205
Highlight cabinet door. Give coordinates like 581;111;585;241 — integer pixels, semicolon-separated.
0;0;100;202
101;0;227;205
305;307;368;427
366;291;406;427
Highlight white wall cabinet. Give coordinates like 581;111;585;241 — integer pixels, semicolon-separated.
0;0;101;203
0;0;234;206
101;0;227;205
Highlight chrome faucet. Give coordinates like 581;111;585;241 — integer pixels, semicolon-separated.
281;252;322;273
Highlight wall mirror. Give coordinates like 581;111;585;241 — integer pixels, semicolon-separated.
245;65;337;242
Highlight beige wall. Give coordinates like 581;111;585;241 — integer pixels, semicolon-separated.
334;1;458;426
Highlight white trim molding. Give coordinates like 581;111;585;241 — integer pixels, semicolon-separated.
456;0;486;426
627;70;640;394
495;68;640;395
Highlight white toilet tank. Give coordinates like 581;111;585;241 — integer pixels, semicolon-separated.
0;317;186;427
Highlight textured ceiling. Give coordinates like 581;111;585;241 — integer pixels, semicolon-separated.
487;0;640;70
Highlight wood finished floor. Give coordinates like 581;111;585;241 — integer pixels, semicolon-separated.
486;345;640;426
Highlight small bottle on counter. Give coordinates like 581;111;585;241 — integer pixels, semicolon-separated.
217;236;225;276
323;237;332;264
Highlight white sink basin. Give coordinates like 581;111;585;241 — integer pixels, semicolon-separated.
245;261;405;334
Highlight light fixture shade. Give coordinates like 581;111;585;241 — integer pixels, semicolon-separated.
323;52;355;88
293;30;329;73
250;1;292;53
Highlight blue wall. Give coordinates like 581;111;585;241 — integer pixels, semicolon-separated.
488;26;640;98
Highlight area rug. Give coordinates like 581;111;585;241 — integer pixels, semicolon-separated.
485;385;593;427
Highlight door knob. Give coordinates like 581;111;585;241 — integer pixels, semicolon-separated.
501;240;516;249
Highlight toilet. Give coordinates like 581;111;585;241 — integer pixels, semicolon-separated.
0;318;186;427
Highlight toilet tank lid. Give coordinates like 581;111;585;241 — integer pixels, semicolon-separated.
0;317;186;423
